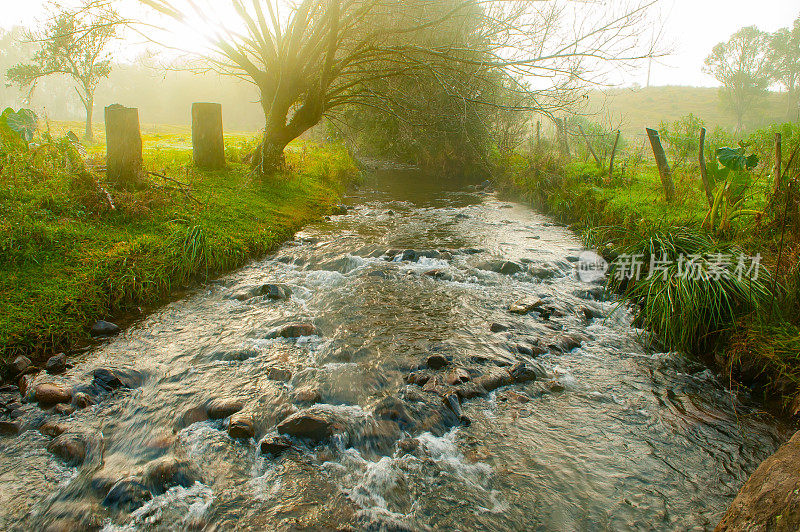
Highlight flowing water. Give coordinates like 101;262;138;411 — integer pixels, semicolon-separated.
0;171;789;531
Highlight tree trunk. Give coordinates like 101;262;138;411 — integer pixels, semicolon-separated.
646;128;676;203
84;96;94;142
192;102;226;170
773;132;782;195
607;130;620;185
105;104;144;188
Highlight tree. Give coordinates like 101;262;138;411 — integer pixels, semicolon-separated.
768;17;800;118
6;1;120;141
703;26;771;131
140;0;659;177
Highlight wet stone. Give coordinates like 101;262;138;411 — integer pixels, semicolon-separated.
102;478;152;512
48;432;89;465
91;368;145;393
232;283;292;301
426;354;449;370
398;438;420;454
228;411;255;439
490;323;509;333
53;404;76;416
35;383;72;407
45;353;67;374
267;323;320;339
277;407;344;443
260;435;293;456
206;398;244;420
40;421;67;438
446;368;471;385
142;456;202;494
267;367;292;382
291;386;321;404
509;297;544;315
91;320;120;337
73;392;94;409
0;421;19;436
404;371;431;387
175;406;208;429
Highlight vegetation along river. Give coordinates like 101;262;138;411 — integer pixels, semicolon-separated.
0;171;789;530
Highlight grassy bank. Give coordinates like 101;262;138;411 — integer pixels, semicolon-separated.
0;124;358;369
494;143;800;414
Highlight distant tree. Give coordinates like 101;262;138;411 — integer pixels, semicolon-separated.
768;17;800;118
6;1;120;141
140;0;659;177
703;26;771;131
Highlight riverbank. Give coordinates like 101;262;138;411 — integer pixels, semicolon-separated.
494;152;800;416
0;130;358;373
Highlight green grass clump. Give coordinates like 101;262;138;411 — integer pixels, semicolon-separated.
0;127;358;366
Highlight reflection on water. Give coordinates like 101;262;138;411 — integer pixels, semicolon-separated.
0;170;787;531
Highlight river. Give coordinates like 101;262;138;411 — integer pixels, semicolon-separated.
0;170;788;531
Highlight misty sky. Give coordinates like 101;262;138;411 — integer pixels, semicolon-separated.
3;0;799;89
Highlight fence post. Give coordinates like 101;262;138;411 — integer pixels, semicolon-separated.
607;130;620;184
646;127;675;203
698;127;713;206
192;102;225;170
578;124;603;170
105;104;144;187
556;118;570;159
773;132;782;194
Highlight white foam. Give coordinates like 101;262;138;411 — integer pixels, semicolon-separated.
102;481;213;530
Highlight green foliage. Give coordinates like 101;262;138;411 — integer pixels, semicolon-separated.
603;226;772;351
703;146;762;235
2;108;38;142
659;113;704;168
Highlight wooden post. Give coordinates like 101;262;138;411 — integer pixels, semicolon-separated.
773;132;783;194
556;118;570;159
535;120;541;151
607;130;620;184
578;124;603;170
646;128;676;203
192;102;225;169
698;127;713;207
105;104;143;187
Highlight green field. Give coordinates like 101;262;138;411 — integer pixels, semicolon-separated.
0;124;358;368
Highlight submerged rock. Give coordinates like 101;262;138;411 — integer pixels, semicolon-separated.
175;406;208;430
509;297;544;315
266;323;320;339
206;398;243;420
267;367;293;381
35;383;72;407
716;430;800;531
39;421;67;438
73;392;94;409
232;283;292;302
0;421;19;437
142;456;201;494
426;354;449;370
260;435;293;456
91;320;120;337
90;368;145;393
478;260;525;276
490;323;509;333
48;432;89;465
291;386;321;404
102;478;152;512
277;407;345;443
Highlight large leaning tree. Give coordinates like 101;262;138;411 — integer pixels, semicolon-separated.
703;26;772;132
140;0;659;177
769;16;800;118
6;1;121;141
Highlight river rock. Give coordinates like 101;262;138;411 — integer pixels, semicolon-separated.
267;323;320;339
260;435;293;456
102;478;152;512
35;383;72;407
422;375;447;395
404;371;431;387
142;456;201;494
206;398;243;419
91;368;145;393
232;283;292;301
510;362;543;383
331;204;349;215
446;368;471;385
716;430;800;531
548;334;584;353
45;354;67;374
228;412;255;439
267;367;292;381
490;323;509;333
91;320;120;337
529;266;556;279
18;375;32;397
48;432;88;465
0;421;19;436
509;297;543;315
73;392;94;409
53;404;76;416
579;305;604;321
176;406;209;429
12;355;32;374
426;354;449;370
291;386;321;404
40;421;67;437
478;260;524;276
277;407;345;443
